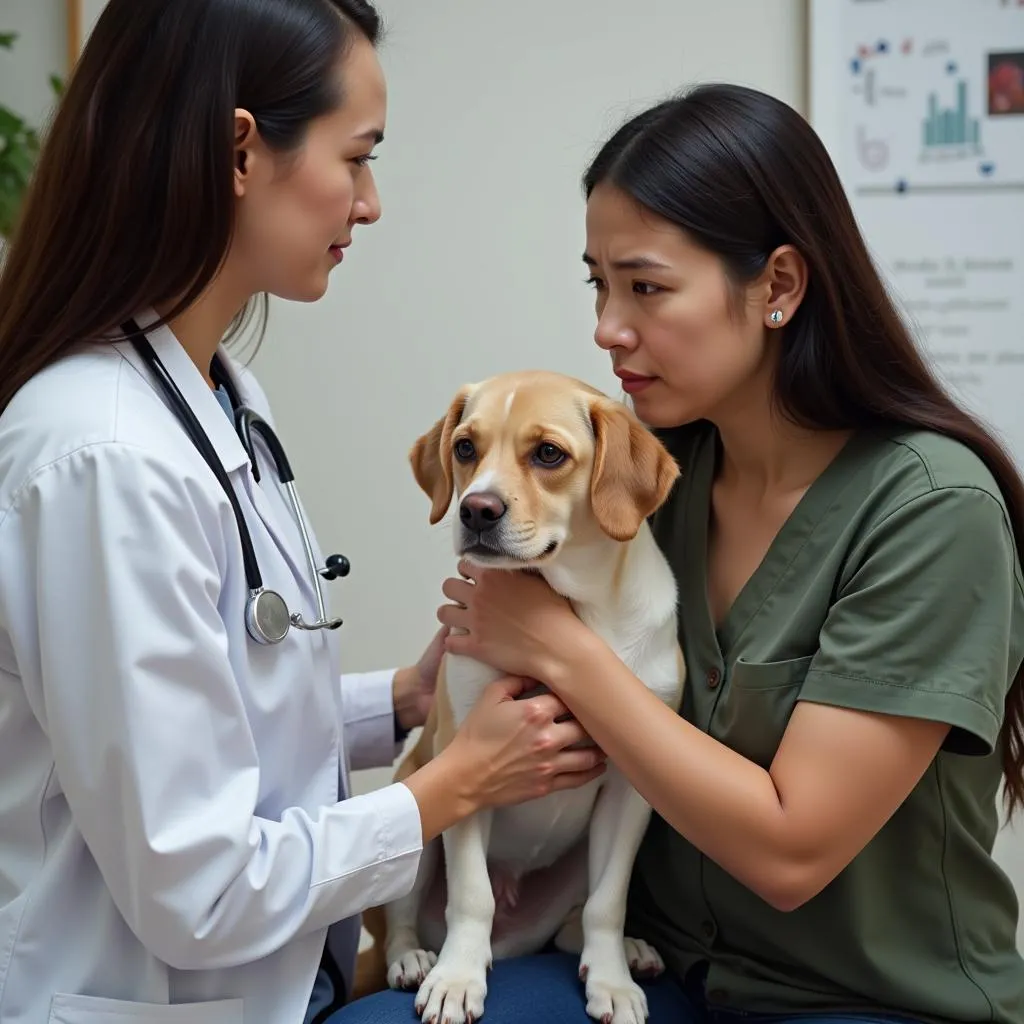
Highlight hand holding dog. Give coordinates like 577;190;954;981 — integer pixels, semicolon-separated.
404;670;606;840
452;674;606;810
438;559;585;684
391;626;448;731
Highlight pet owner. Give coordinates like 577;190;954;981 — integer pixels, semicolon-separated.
346;84;1024;1024
0;2;606;1022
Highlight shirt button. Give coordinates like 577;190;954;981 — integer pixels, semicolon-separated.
708;988;728;1003
700;919;716;940
706;667;721;689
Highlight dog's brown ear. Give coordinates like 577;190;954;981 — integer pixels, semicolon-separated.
409;387;472;524
589;398;680;541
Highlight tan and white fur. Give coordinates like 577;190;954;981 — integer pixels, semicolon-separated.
371;371;684;1024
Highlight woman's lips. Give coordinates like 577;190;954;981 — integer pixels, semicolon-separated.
615;371;657;394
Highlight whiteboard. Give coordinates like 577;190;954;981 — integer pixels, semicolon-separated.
809;0;1024;950
810;0;1024;464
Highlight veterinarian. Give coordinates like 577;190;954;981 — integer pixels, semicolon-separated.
0;3;608;1022
341;86;1024;1023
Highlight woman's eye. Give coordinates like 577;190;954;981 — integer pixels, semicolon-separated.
584;276;605;290
453;439;476;462
352;154;378;167
534;443;566;467
633;281;661;296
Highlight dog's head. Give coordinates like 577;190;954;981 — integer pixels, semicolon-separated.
409;370;679;568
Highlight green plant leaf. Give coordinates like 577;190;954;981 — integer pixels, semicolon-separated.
0;105;26;135
0;184;19;238
5;144;34;180
0;30;57;239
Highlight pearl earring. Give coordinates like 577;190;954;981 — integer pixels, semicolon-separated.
769;309;784;326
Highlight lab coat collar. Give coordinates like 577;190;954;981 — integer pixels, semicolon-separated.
114;309;252;475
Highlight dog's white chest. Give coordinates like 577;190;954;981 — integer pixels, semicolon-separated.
444;653;506;723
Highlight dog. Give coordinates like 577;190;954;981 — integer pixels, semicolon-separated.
358;370;685;1024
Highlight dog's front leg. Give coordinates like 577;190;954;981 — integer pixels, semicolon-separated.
578;770;655;1024
415;809;494;1024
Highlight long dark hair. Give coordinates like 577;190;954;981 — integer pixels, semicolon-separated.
0;0;382;414
584;82;1024;818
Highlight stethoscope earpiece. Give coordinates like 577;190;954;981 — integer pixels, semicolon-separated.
320;554;351;580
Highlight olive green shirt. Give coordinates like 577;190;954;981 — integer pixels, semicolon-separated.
626;422;1024;1024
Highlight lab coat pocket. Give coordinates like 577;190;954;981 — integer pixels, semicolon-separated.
48;993;243;1024
712;655;814;770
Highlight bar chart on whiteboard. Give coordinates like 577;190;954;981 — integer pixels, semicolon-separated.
812;0;1024;463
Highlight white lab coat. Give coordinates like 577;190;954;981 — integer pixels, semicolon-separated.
0;311;423;1023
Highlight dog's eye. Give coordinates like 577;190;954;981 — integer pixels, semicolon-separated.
453;438;476;462
534;443;566;466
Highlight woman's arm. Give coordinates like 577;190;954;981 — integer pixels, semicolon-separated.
549;629;948;911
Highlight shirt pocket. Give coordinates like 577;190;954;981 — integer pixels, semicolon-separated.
48;993;243;1024
712;655;814;769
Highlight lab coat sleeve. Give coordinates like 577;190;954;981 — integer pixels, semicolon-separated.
1;443;423;972
340;669;405;770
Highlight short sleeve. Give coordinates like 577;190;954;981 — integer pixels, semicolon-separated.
801;486;1023;755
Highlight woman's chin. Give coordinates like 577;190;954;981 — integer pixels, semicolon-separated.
626;392;698;430
264;262;335;304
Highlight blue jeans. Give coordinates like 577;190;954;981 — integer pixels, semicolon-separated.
324;952;916;1024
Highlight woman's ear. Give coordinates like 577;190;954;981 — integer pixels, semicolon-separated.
762;244;809;329
233;109;259;198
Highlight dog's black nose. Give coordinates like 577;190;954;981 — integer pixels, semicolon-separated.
460;492;507;533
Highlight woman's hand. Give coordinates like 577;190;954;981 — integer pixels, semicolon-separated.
392;626;448;731
437;560;586;682
403;674;606;842
449;674;605;809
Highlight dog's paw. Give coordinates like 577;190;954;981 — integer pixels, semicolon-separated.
387;948;437;990
582;971;649;1024
415;960;488;1024
624;937;664;979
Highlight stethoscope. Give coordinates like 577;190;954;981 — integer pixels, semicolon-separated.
122;318;350;646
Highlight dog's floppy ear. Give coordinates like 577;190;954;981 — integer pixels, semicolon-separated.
409;386;472;524
589;398;680;541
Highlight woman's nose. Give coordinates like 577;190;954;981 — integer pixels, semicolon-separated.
594;309;637;352
352;174;382;226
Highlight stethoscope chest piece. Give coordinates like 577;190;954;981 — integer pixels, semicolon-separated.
246;589;293;646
